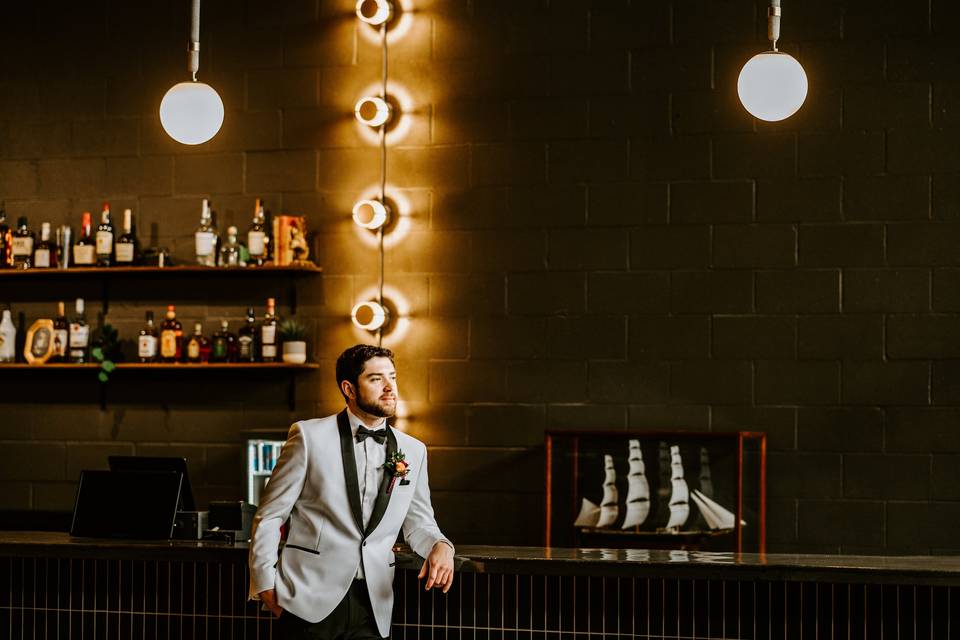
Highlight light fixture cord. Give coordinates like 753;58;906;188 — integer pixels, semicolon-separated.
188;0;201;81
377;20;388;347
768;0;781;51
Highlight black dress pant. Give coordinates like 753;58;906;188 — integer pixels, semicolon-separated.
276;579;385;640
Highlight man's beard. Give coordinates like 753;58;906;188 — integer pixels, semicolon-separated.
357;391;397;418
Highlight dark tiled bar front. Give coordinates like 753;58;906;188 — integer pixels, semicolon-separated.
4;533;960;638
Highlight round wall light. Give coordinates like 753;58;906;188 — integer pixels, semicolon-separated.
160;81;224;144
352;300;388;331
355;96;392;127
353;199;391;230
356;0;392;25
737;52;807;122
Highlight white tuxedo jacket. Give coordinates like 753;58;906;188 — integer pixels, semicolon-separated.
248;410;448;637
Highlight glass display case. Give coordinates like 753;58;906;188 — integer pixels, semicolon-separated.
546;430;766;553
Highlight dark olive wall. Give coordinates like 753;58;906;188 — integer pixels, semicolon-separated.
1;0;958;553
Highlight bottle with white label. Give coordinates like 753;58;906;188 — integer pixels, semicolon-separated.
33;222;56;269
195;199;218;267
11;217;34;270
138;311;158;363
247;198;268;266
53;301;68;362
73;212;96;267
95;203;114;267
68;298;89;363
0;309;16;362
261;297;279;362
115;209;137;265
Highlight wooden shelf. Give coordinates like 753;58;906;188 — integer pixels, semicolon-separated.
0;264;321;277
0;362;319;370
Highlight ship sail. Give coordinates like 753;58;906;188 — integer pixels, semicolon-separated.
573;497;601;527
698;447;714;498
691;490;745;530
621;439;650;529
665;445;690;530
595;454;619;528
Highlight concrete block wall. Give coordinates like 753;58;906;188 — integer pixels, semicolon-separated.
0;0;957;553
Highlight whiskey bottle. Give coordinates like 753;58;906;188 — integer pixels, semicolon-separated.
11;217;35;270
0;203;13;269
53;301;68;362
0;309;15;363
68;298;89;363
261;298;279;362
247;199;268;266
237;306;257;362
195;199;218;267
218;225;242;267
159;304;183;363
210;320;237;362
73;212;96;267
115;208;137;265
33;222;56;269
95;203;114;267
138;311;158;363
185;322;210;363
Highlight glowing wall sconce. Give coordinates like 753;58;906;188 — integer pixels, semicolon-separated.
737;0;807;122
159;0;224;145
355;96;393;128
352;300;389;331
356;0;393;25
353;199;391;230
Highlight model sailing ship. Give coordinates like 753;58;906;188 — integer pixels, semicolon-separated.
573;440;743;534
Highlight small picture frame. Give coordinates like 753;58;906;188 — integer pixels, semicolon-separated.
25;319;56;365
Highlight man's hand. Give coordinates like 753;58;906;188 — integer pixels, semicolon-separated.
259;588;283;618
417;541;455;593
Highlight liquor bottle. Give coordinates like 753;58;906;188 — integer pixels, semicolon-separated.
68;298;89;363
247;199;268;266
11;217;35;270
33;222;56;269
73;212;96;267
195;199;218;267
210;320;236;362
138;311;158;363
0;309;15;363
237;306;257;362
95;203;114;267
0;203;13;269
159;304;183;363
185;322;210;363
52;301;68;362
218;225;242;267
115;208;137;265
261;298;279;362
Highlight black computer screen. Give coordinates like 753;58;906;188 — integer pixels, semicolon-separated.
70;470;183;539
107;455;196;511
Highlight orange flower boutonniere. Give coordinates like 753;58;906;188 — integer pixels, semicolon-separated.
383;450;410;494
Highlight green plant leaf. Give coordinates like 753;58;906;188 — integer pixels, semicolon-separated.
98;371;109;383
91;347;104;361
101;360;116;373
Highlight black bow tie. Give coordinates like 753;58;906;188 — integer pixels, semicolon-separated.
355;425;386;444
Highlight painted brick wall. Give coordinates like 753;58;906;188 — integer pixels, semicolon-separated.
1;0;957;554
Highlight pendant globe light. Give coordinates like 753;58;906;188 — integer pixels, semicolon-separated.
159;0;224;145
737;0;808;122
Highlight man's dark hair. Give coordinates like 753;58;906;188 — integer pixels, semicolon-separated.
336;344;395;398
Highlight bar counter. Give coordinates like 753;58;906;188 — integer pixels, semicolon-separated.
2;532;959;638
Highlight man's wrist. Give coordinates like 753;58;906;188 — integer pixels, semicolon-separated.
436;538;455;554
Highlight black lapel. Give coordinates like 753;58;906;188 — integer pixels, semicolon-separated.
337;410;365;535
364;425;397;536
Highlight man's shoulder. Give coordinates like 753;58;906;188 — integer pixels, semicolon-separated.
291;413;342;439
392;427;427;455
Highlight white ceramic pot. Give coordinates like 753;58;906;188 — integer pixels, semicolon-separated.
282;341;307;364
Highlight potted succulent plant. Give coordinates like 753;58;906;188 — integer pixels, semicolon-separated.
280;318;309;364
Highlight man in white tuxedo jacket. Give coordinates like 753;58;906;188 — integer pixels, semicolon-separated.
249;344;455;639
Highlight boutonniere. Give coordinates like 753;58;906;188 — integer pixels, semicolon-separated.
383;450;410;494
